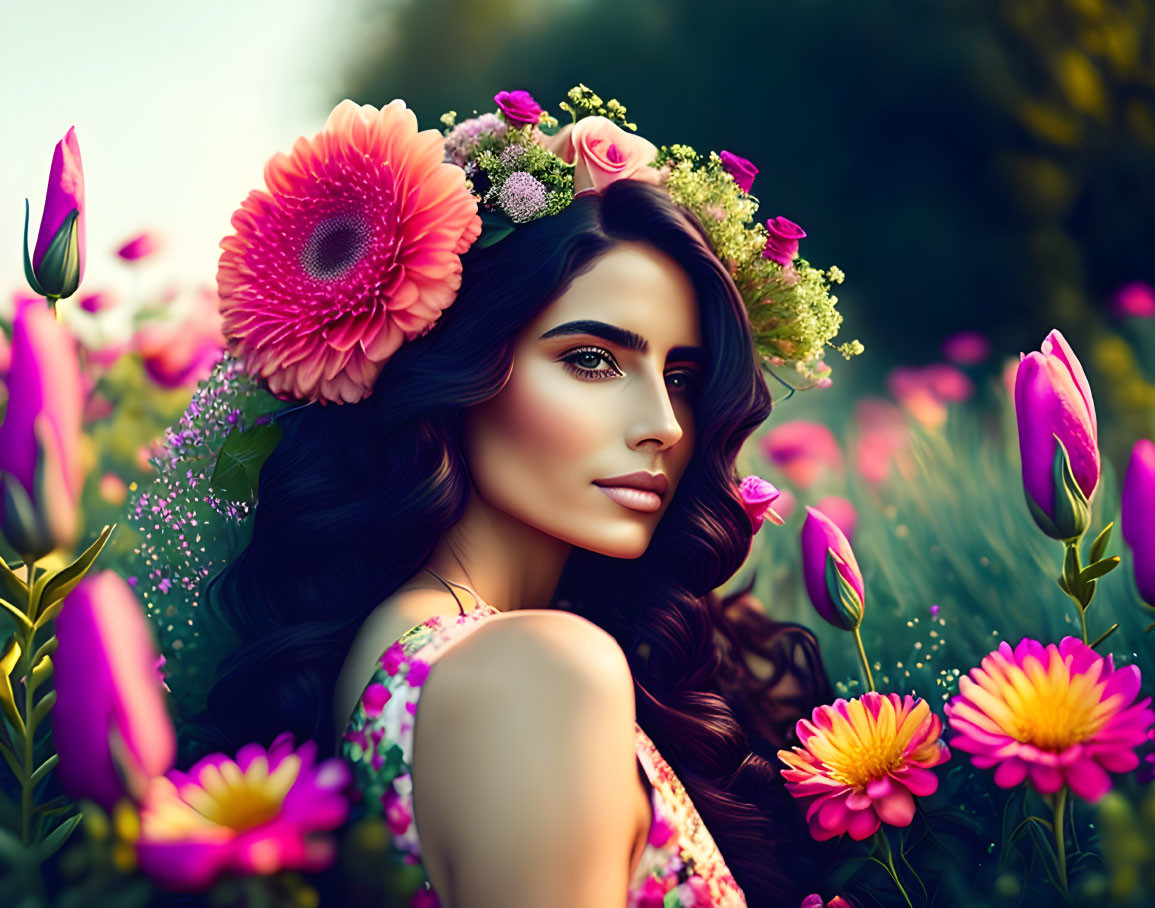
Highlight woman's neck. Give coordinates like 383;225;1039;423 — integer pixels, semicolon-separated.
421;487;572;613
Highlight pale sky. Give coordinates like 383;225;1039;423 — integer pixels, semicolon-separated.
0;0;378;326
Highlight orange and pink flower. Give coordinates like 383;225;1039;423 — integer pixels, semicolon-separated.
758;420;843;489
543;116;663;194
944;637;1153;802
778;692;950;841
135;732;351;890
218;99;482;404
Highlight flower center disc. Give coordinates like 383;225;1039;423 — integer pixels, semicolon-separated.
301;214;371;281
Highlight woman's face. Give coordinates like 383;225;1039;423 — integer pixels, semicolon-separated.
463;241;704;559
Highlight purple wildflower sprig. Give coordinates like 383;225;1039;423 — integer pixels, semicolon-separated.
124;356;287;698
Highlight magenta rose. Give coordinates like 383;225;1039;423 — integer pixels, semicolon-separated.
763;216;807;267
738;475;785;533
720;151;758;194
494;89;543;127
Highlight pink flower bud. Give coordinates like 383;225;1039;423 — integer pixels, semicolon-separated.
720;150;758;193
801;506;865;631
738;475;785;532
1013;329;1099;540
1122;439;1155;605
762;216;807;267
24;127;85;300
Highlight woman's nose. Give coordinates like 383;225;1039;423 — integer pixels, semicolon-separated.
625;369;685;451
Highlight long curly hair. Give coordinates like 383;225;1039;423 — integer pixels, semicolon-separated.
199;179;833;905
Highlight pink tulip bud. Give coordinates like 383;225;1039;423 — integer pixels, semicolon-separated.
1122;439;1155;606
24;127;85;300
0;297;83;559
54;571;176;811
1013;330;1099;540
801;506;865;631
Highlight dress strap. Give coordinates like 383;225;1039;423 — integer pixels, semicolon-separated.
422;568;482;616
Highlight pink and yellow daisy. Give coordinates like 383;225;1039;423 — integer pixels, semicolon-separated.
134;732;351;890
944;636;1153;801
218;99;482;404
778;692;950;841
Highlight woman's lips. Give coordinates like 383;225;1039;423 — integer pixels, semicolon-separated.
595;485;662;513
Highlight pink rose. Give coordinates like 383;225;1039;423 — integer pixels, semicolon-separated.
545;117;662;193
738;475;786;533
494;89;543;127
763;216;807;266
720;150;758;193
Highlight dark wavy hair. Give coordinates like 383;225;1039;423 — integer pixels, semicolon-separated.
199;179;833;905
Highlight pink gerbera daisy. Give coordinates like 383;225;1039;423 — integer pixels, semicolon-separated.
778;692;950;841
945;636;1153;801
134;732;351;890
217;99;482;404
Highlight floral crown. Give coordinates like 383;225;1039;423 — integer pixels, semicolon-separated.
217;84;861;406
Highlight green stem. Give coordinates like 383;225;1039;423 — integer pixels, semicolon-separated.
1051;787;1069;898
874;829;913;908
1089;623;1119;651
853;626;875;692
21;622;33;847
1079;608;1088;647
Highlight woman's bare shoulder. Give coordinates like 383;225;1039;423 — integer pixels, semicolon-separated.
413;610;640;907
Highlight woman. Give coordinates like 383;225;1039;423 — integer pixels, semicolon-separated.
200;101;834;907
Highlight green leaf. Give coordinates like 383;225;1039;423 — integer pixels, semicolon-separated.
0;556;27;609
209;423;283;503
0;635;24;737
36;812;81;862
33;524;115;629
475;210;516;249
1078;557;1119;584
30;689;55;734
29;753;57;788
1088;521;1113;565
1062;541;1081;600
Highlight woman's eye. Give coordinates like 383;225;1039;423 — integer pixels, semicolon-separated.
666;369;701;395
562;347;620;380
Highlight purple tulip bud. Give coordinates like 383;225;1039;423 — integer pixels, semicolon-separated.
54;571;176;812
720;150;758;194
23;127;85;300
801;506;865;631
738;475;785;533
0;297;83;559
1122;439;1155;606
1013;329;1099;540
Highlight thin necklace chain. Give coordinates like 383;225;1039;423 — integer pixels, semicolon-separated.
422;566;485;611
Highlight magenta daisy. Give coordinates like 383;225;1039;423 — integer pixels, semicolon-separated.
944;636;1153;801
134;732;351;890
217;99;483;404
778;692;950;841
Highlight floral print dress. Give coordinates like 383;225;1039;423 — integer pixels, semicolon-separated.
341;604;747;908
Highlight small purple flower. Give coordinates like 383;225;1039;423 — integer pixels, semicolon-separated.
444;114;507;167
763;216;807;267
494;89;543;127
496;171;548;223
930;604;941;618
361;682;391;718
720;150;758;193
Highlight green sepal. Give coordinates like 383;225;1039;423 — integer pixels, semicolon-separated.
474;209;516;249
31;523;114;628
1079;557;1119;584
209;423;284;503
824;549;864;631
1088;522;1113;565
1024;437;1091;542
21;199;47;297
0;470;50;562
29;209;81;301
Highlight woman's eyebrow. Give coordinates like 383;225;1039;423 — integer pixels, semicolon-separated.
539;319;704;362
